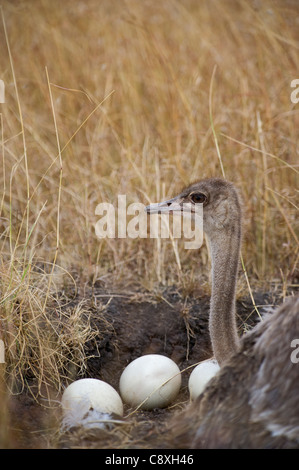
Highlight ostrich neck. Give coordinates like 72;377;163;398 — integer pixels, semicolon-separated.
208;223;241;366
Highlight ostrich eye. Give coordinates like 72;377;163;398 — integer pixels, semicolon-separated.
190;193;207;204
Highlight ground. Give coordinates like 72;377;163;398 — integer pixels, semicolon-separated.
6;285;284;449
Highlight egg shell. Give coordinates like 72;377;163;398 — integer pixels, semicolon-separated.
119;354;181;410
188;360;220;400
61;378;123;425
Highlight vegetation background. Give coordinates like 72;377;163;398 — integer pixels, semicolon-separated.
0;0;298;448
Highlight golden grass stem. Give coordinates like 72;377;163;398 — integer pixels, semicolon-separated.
208;64;261;319
256;111;269;277
0;113;5;217
220;132;299;175
1;6;30;257
209;65;226;179
43;67;63;312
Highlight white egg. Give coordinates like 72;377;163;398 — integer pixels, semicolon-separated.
188;359;220;401
61;378;123;430
119;354;181;410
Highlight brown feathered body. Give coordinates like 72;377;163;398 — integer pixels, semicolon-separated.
168;296;299;449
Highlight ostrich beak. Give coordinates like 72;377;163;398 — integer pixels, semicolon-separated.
145;196;183;214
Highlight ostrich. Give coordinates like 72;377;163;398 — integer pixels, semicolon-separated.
145;177;299;449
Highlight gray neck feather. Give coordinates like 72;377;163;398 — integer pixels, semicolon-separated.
209;222;241;366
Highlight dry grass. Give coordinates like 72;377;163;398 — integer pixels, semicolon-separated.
0;0;298;448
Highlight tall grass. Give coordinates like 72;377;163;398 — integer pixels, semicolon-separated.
0;0;298;446
1;0;298;282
